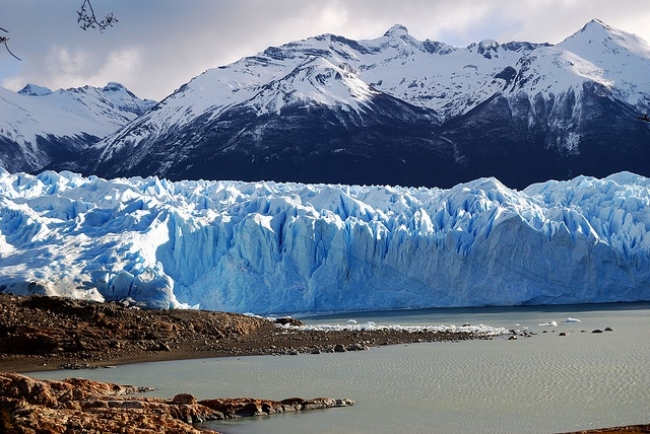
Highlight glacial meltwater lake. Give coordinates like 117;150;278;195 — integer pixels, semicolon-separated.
30;303;650;433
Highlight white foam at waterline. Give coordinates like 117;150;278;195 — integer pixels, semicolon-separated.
280;321;509;336
538;321;558;327
565;317;582;322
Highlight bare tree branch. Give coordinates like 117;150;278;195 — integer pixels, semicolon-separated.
0;1;117;61
0;27;21;61
77;0;118;32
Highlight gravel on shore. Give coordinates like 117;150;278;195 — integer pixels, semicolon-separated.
0;293;483;373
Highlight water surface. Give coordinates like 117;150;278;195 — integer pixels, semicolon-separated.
31;303;650;433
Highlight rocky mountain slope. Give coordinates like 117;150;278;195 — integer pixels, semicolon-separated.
51;19;650;189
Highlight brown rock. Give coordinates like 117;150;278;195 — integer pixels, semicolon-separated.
334;344;347;352
199;395;354;418
173;393;198;405
558;424;650;433
0;372;354;433
275;317;304;326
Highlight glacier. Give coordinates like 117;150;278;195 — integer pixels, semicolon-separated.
0;169;649;314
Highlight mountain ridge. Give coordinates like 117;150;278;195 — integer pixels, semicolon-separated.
0;82;155;173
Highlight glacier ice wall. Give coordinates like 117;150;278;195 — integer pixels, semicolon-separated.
0;169;648;313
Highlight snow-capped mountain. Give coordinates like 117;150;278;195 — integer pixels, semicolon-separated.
54;19;650;189
0;169;648;313
0;82;155;173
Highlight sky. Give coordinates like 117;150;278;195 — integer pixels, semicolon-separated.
1;0;649;101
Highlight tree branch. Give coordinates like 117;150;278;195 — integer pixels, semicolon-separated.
77;0;118;32
0;27;21;61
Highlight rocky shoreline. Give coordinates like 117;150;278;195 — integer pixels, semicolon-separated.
0;293;483;373
1;293;646;433
0;293;484;432
559;426;650;434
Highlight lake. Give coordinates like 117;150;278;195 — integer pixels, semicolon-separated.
29;303;650;433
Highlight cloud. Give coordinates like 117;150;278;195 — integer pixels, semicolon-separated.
49;46;142;88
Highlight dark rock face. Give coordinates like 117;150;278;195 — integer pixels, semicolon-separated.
0;134;98;174
442;84;650;188
61;82;650;190
75;94;462;188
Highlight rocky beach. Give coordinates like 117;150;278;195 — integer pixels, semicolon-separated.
0;294;480;373
1;293;647;433
0;371;354;433
0;294;480;433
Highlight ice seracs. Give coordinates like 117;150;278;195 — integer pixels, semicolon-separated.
0;170;648;314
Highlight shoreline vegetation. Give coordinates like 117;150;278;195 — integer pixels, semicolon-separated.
0;293;647;433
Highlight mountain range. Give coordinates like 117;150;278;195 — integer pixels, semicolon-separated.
3;19;650;188
2;20;650;313
0;82;155;173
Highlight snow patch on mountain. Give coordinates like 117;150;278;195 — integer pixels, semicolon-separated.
557;19;650;107
18;84;53;97
0;170;648;314
1;83;155;144
249;57;377;115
